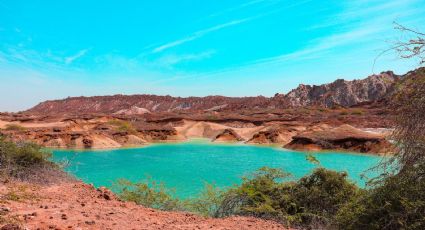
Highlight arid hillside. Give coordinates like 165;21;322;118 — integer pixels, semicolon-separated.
4;68;423;154
25;68;419;115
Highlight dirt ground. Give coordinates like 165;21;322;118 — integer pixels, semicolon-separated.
0;181;288;230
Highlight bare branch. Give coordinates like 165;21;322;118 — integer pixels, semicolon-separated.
393;21;425;36
374;22;425;71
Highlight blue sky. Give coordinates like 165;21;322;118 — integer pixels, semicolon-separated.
1;0;425;111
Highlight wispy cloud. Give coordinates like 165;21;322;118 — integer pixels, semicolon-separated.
150;1;308;55
152;18;250;53
307;0;421;30
152;4;424;85
0;45;88;76
155;50;216;67
64;49;89;64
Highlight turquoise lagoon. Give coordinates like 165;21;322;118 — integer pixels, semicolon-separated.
51;139;384;199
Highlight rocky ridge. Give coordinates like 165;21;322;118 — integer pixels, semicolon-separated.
283;71;398;107
25;69;416;115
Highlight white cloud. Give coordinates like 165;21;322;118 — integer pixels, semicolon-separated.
152;18;250;53
64;49;89;64
155;50;216;67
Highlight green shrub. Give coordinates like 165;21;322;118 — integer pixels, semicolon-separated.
293;169;359;226
107;120;136;133
115;177;181;211
115;167;360;228
217;167;294;219
184;183;225;217
335;67;425;230
215;167;359;228
0;137;55;179
335;165;425;230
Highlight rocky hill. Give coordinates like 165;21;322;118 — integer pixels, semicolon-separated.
283;71;399;107
26;69;421;115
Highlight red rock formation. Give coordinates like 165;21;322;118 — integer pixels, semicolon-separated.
213;129;244;142
25;68;425;116
247;127;299;145
284;125;393;154
284;71;399;108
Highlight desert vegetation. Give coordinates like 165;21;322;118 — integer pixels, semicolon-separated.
107;119;137;133
1;24;423;229
114;69;425;229
0;137;69;184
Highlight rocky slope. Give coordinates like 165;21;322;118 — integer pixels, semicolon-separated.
0;107;394;153
282;71;399;107
25;69;422;115
0;181;287;230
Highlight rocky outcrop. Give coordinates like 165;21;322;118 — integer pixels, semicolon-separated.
283;71;399;108
0;108;395;152
213;129;244;142
114;106;151;115
246;127;298;145
284;125;393;154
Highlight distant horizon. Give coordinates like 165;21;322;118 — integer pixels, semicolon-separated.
10;67;416;113
1;0;425;112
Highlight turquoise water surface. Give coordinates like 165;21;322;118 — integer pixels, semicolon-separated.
51;139;384;199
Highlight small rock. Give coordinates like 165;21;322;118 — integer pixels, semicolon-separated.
85;220;95;225
0;207;10;215
0;224;22;230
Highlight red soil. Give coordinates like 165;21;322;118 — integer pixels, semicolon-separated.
0;182;288;230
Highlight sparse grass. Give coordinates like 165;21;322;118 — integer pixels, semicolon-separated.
107;120;137;133
317;108;328;112
350;109;364;115
2;184;37;202
206;114;218;120
339;109;348;115
0;214;22;228
4;124;26;131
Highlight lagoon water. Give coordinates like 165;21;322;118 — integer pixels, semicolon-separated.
52;139;383;199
